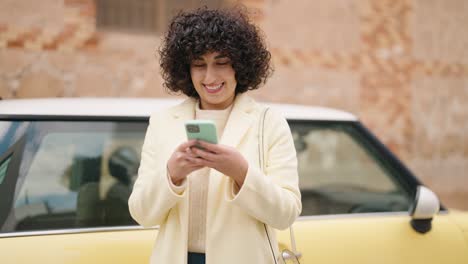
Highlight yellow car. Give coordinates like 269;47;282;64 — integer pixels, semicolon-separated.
0;98;467;264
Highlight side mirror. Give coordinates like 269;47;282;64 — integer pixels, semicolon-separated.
409;186;440;234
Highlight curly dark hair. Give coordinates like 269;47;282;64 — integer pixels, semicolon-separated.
159;7;273;98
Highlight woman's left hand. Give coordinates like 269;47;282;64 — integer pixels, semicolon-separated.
189;140;248;187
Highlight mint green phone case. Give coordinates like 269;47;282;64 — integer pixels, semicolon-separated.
185;120;218;144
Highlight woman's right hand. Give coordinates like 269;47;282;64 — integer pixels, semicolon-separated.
167;140;204;185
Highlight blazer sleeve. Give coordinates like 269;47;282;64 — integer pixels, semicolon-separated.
128;114;187;228
226;108;302;230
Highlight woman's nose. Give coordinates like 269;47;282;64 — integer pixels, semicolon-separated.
203;65;217;83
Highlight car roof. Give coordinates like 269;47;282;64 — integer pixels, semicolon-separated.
0;98;357;121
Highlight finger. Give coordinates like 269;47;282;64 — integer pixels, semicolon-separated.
188;164;204;170
184;147;193;155
181;151;202;161
174;152;187;162
179;152;198;163
189;147;202;156
196;140;222;153
192;147;217;162
185;147;200;158
177;139;198;151
193;158;213;168
185;155;206;165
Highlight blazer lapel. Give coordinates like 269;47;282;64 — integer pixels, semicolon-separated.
220;94;256;148
168;97;196;145
171;97;197;120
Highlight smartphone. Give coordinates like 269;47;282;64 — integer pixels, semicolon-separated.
185;120;218;144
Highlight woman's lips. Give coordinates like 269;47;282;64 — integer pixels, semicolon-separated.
204;83;224;94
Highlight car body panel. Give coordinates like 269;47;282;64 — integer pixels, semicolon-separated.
1;228;156;264
449;210;468;231
3;213;466;264
448;211;468;246
278;213;468;264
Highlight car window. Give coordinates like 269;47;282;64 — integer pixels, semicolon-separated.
290;121;412;216
0;117;415;234
0;120;146;233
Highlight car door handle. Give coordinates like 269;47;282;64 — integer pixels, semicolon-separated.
282;249;302;261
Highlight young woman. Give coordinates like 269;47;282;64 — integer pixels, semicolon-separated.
128;7;301;264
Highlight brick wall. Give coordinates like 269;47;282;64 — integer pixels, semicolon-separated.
252;0;468;210
0;0;467;209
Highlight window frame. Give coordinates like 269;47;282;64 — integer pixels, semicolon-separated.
95;0;160;34
94;0;226;34
0;132;27;229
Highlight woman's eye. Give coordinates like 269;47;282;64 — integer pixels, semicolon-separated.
217;61;230;65
192;63;205;67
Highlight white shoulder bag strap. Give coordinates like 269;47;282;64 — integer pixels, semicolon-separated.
258;107;278;264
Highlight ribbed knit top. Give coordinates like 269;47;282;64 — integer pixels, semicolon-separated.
185;103;232;253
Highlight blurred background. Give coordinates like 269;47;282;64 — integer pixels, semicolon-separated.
0;0;466;210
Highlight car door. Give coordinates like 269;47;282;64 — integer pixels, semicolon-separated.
277;120;468;264
0;118;158;263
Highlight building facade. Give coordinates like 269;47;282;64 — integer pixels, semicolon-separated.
1;0;467;209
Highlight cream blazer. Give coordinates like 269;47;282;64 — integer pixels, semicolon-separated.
128;94;302;264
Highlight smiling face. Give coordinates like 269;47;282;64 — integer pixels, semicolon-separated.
190;51;237;110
